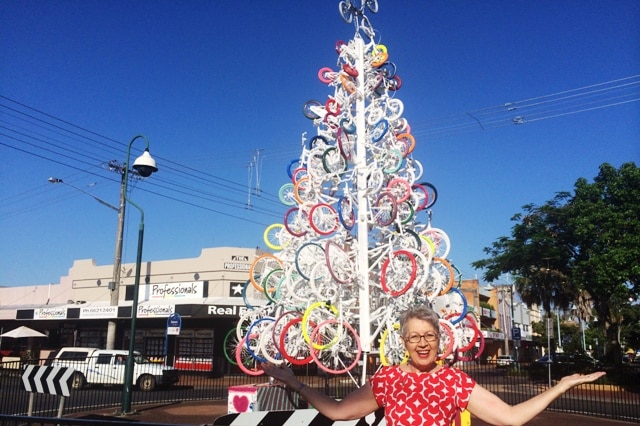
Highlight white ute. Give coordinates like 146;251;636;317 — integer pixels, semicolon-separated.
51;347;179;391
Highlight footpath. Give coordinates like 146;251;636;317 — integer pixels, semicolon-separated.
70;399;638;426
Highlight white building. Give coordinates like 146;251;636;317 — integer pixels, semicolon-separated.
0;247;265;375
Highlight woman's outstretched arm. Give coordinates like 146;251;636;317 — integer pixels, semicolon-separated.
261;362;379;421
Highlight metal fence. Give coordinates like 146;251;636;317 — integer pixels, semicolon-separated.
1;359;638;423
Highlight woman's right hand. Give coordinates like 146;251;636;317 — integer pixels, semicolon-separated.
260;362;298;387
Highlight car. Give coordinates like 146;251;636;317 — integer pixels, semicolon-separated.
50;347;179;391
496;355;516;368
528;352;599;380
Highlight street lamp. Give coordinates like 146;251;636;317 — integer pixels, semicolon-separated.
120;135;158;415
48;178;119;212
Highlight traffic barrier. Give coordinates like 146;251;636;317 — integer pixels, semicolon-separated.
20;365;74;417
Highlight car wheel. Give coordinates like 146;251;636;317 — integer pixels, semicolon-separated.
138;374;156;391
71;372;86;389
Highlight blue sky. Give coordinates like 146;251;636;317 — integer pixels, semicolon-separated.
1;1;639;287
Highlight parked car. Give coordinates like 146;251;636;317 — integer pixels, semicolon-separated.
496;355;516;368
50;347;179;391
528;352;599;380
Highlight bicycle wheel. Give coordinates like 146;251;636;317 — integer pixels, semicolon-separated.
437;319;455;361
309;203;339;236
295;242;325;280
421;227;450;259
278;183;297;206
371;118;388;142
396;201;415;224
371;192;397;226
245;317;275;363
271;310;301;347
318;67;335;84
410;183;430;211
366;168;384;194
223;328;241;366
301;301;339;349
279;317;315;366
262;267;284;303
293;176;317;204
259;330;284;364
284;207;309;237
235;333;264;376
337;127;355;160
249;254;283;292
379;322;409;366
283;269;313;304
309;261;340;302
308;135;329;150
415;182;438;210
395;133;415;156
263;223;290;251
380;249;417;297
382;149;404;174
303;100;322;119
386;178;412;203
449;313;480;353
291;166;307;184
310;319;362;375
236;304;262;340
337;195;355;230
432;257;455;296
325;240;355;284
431;287;467;325
457;330;485;362
339;1;353;23
322;147;348;174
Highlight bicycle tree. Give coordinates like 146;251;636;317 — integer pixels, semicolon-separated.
228;0;484;384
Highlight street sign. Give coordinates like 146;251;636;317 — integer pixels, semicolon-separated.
512;327;521;341
167;312;182;335
21;365;74;397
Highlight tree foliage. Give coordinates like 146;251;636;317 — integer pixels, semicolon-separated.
472;162;640;340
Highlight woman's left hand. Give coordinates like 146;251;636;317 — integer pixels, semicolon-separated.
558;371;606;388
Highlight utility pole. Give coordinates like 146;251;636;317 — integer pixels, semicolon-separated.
106;167;127;350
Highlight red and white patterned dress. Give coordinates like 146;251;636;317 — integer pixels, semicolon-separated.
370;365;476;426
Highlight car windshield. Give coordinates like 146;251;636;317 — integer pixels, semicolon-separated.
133;353;149;364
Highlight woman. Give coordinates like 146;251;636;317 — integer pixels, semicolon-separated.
261;305;605;426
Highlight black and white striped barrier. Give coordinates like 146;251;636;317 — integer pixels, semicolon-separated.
20;365;75;417
213;408;386;425
213;408;471;426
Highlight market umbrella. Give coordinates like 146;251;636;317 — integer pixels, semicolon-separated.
0;326;47;338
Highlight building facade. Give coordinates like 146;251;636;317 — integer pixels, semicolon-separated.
1;250;543;371
0;247;265;375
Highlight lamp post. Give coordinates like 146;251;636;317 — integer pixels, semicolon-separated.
119;135;158;415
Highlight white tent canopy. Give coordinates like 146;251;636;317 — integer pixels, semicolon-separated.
0;326;47;338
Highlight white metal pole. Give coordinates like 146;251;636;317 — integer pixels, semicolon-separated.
354;35;370;386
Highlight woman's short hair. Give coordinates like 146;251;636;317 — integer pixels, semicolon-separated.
398;305;440;337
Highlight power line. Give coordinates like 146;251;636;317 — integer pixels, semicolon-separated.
1;75;638;224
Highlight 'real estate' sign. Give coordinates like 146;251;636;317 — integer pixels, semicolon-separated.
207;305;251;318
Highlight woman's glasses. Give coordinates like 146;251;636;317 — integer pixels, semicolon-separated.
404;332;438;343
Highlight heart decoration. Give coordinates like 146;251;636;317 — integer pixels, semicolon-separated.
232;395;250;412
